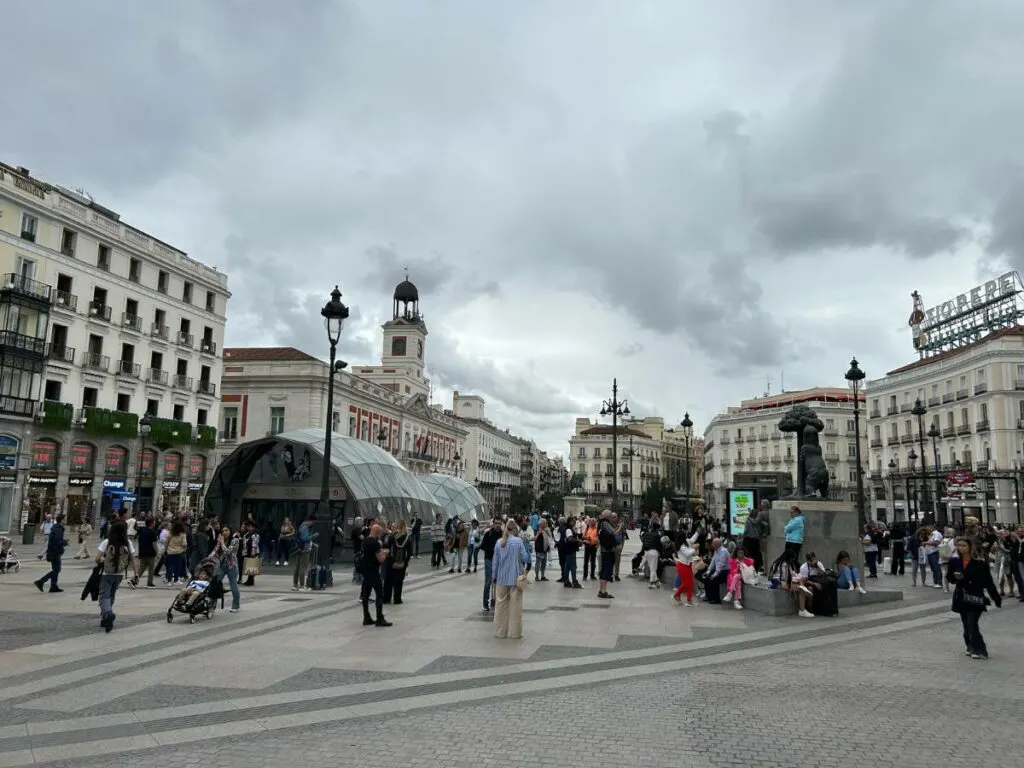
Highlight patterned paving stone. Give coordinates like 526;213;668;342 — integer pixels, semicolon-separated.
0;612;149;652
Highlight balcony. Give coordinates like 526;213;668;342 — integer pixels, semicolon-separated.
900;434;914;444
0;395;35;418
899;404;913;413
151;324;169;341
974;383;988;395
176;331;194;349
869;410;881;419
870;438;882;448
975;460;992;472
83;352;110;373
771;455;783;464
942;393;954;403
720;436;731;445
771;433;781;441
1016;380;1024;391
975;420;990;432
49;345;75;364
121;313;143;333
870;469;883;480
51;290;78;312
927;397;940;407
942;427;955;438
148;368;169;386
173;374;193;390
116;359;141;378
198;380;216;396
886;406;898;416
87;301;112;322
824;453;840;463
1;273;52;306
886;437;899;446
955;424;971;436
955;389;968;400
720;458;731;466
0;330;47;357
200;338;218;356
758;433;769;441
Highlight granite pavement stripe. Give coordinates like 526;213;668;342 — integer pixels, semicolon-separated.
0;572;461;703
0;602;968;754
11;610;956;767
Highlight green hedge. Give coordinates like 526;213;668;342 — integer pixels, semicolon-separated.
150;417;193;447
42;401;73;431
195;425;217;449
83;407;138;438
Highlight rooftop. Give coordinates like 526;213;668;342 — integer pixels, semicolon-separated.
223;347;321;363
885;326;1024;376
578;425;650;439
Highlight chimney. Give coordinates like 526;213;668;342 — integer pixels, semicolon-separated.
15;166;30;177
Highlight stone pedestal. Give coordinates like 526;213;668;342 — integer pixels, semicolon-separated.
766;499;863;571
563;495;587;521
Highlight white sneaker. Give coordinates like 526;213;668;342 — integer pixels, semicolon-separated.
284;561;289;566
847;584;855;591
290;586;299;592
734;601;743;610
858;586;868;594
931;583;943;589
799;609;815;618
723;593;733;603
274;561;281;566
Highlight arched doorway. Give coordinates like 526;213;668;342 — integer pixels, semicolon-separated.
187;454;207;512
67;442;98;524
101;444;130;517
161;451;184;514
27;438;60;524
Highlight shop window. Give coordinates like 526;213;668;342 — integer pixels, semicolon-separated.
189;454;206;480
69;443;96;474
139;449;156;478
31;439;59;471
163;451;182;477
104;446;128;476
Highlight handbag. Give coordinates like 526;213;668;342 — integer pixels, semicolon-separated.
691;558;707;576
243;556;261;577
953;586;985;611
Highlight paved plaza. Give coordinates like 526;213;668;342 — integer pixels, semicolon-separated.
0;547;1020;768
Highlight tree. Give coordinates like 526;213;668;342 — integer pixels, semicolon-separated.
777;404;824;495
537;491;564;516
640;479;674;516
510;487;536;515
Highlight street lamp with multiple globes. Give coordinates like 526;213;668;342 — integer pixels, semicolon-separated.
599;379;630;514
316;286;350;588
844;358;867;531
681;413;693;515
927;422;943;524
911;398;932;519
135;411;153;514
908;448;919;522
888;457;898;521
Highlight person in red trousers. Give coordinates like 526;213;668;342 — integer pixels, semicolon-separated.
672;534;699;606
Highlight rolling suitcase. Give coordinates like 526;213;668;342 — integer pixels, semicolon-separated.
810;574;839;616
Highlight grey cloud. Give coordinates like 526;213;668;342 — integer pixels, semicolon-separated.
616;342;644;358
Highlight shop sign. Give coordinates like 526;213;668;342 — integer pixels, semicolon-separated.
104;446;128;476
69;476;94;487
70;443;95;474
139;449;156;479
0;435;19;470
0;468;16;484
162;480;181;491
28;474;58;485
187;482;204;492
163;452;182;477
102;478;126;491
31;440;59;471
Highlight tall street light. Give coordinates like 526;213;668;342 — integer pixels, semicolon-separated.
911;398;932;520
844;358;867;531
927;423;943;525
908;448;919;522
318;285;350;588
681;413;693;516
888;457;897;522
599;379;630;515
624;435;639;516
136;412;152;515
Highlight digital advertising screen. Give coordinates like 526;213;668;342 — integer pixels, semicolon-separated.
728;489;756;537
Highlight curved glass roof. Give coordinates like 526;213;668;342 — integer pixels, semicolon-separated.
421;473;489;521
206;428;444;523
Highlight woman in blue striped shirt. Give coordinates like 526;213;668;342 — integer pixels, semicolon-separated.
491;520;532;639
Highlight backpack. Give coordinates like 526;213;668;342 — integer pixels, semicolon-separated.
392;538;407;570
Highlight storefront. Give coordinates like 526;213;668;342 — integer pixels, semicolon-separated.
161;451;184;514
186;454;207;512
27;439;60;525
101;445;129;517
136;448;157;513
67;442;97;525
0;435;18;533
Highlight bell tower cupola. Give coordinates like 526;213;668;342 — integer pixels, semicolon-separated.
376;271;429;398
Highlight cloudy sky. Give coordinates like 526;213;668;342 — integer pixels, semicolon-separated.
5;1;1024;458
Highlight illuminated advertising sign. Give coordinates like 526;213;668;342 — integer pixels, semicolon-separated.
908;272;1023;355
727;490;755;537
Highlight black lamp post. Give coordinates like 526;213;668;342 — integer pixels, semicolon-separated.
844;358;867;530
681;413;693;515
623;436;639;514
317;285;350;588
599;379;630;514
888;458;897;521
927;423;943;524
911;398;932;520
136;412;152;515
908;448;919;522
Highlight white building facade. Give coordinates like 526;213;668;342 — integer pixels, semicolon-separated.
702;388;868;518
452;391;522;512
0;163;229;532
865;326;1024;525
568;419;662;513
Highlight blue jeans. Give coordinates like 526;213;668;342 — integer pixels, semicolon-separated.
166;553;186;582
927;551;942;585
98;573;122;621
865;550;878;577
836;565;861;589
221;565;240;609
482;558;494;609
38;556;62;588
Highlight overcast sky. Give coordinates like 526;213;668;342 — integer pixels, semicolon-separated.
5;1;1024;459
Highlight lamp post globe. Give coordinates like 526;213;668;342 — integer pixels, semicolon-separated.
844;357;867;530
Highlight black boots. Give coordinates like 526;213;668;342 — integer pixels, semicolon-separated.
363;611;392;627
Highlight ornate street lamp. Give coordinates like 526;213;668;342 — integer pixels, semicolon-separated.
887;458;897;521
927;423;943;524
681;413;693;515
317;286;350;587
908;448;919;522
845;358;867;530
135;412;153;514
911;398;932;520
599;379;630;514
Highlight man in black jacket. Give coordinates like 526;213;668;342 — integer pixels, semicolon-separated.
359;524;392;627
34;514;68;593
479;518;503;611
132;519;159;587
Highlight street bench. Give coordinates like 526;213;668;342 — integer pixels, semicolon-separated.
741;584;904;616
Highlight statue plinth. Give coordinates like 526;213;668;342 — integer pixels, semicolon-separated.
766;499;863;569
563;496;587;520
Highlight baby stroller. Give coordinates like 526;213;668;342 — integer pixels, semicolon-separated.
166;555;224;624
0;536;19;574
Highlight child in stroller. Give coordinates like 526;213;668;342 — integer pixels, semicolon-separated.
167;556;224;624
0;536;19;574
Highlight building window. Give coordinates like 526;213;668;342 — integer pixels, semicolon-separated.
147;398;159;417
129;258;141;282
61;228;78;258
197;408;208;426
116;393;130;412
157;270;169;294
183;281;193;304
847;443;857;457
20;213;37;242
97;244;110;270
206;290;215;312
172;403;184;420
82;387;98;407
270;407;285;435
391;336;407;356
222;407;238;439
44;379;62;401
